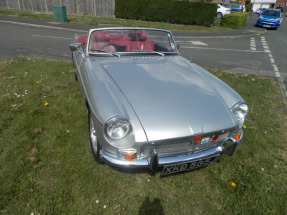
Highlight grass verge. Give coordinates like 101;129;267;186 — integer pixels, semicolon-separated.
0;9;228;32
0;57;286;214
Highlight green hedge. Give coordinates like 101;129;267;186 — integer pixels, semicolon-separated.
221;12;249;29
115;0;217;27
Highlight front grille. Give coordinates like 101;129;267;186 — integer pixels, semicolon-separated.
261;21;276;26
141;140;192;157
141;129;234;158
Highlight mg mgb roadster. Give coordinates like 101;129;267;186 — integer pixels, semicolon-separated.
69;28;248;175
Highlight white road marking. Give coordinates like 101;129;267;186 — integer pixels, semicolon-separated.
181;46;265;53
190;41;208;46
261;36;287;105
0;20;86;32
250;37;256;51
177;41;208;46
32;35;71;40
272;64;279;72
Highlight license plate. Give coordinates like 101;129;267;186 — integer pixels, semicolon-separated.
161;156;219;176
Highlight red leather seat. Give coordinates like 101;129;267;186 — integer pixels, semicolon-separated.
126;31;155;52
76;35;87;45
89;31;117;52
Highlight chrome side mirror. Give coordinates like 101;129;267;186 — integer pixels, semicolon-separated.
69;44;80;52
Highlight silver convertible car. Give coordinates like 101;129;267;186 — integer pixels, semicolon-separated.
69;28;248;175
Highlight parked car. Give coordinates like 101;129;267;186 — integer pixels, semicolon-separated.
256;9;283;29
216;4;231;18
69;28;248;175
222;4;244;12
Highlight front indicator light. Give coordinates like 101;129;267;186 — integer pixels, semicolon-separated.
118;148;137;161
125;152;137;161
234;132;242;140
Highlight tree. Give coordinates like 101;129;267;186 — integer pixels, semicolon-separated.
245;0;251;12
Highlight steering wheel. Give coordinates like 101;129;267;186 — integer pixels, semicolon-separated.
100;43;121;51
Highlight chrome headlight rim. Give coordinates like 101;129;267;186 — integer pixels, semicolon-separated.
104;115;131;140
232;101;248;120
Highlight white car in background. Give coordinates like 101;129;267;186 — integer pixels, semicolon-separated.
217;4;231;18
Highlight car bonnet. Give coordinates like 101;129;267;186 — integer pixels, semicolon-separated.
101;56;236;141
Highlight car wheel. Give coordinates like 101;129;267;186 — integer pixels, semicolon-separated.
217;12;223;19
88;108;104;163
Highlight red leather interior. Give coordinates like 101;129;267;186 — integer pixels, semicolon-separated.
125;31;154;51
86;30;155;52
89;31;117;52
76;35;87;45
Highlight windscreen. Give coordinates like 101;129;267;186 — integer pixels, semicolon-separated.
87;29;177;54
262;10;280;17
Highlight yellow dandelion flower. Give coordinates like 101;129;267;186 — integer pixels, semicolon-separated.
231;182;237;187
66;130;70;133
243;125;247;129
44;102;49;106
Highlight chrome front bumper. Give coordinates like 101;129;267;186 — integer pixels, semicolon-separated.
99;136;241;171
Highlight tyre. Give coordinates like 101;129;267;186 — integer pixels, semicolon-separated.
88;107;104;163
72;55;78;81
217;12;223;19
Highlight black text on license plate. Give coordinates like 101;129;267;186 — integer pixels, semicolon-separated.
161;156;219;176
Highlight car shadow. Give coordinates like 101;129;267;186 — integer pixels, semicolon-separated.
108;165;157;176
254;24;278;31
138;197;165;215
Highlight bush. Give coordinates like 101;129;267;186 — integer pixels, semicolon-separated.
245;0;251;12
115;0;217;27
221;12;248;29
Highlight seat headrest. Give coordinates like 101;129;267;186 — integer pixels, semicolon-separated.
92;31;110;42
129;31;147;41
76;35;87;44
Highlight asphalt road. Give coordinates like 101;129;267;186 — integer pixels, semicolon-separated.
0;14;286;104
0;19;76;59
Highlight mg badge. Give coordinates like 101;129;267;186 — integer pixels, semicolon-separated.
201;137;210;144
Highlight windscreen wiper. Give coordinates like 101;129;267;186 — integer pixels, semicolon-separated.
131;50;165;57
89;49;120;57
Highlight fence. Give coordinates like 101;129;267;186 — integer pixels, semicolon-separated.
0;0;115;17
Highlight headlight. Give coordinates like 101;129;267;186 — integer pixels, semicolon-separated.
259;15;263;19
104;116;131;140
232;102;248;119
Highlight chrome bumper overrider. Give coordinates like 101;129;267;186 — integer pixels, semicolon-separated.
99;135;241;171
